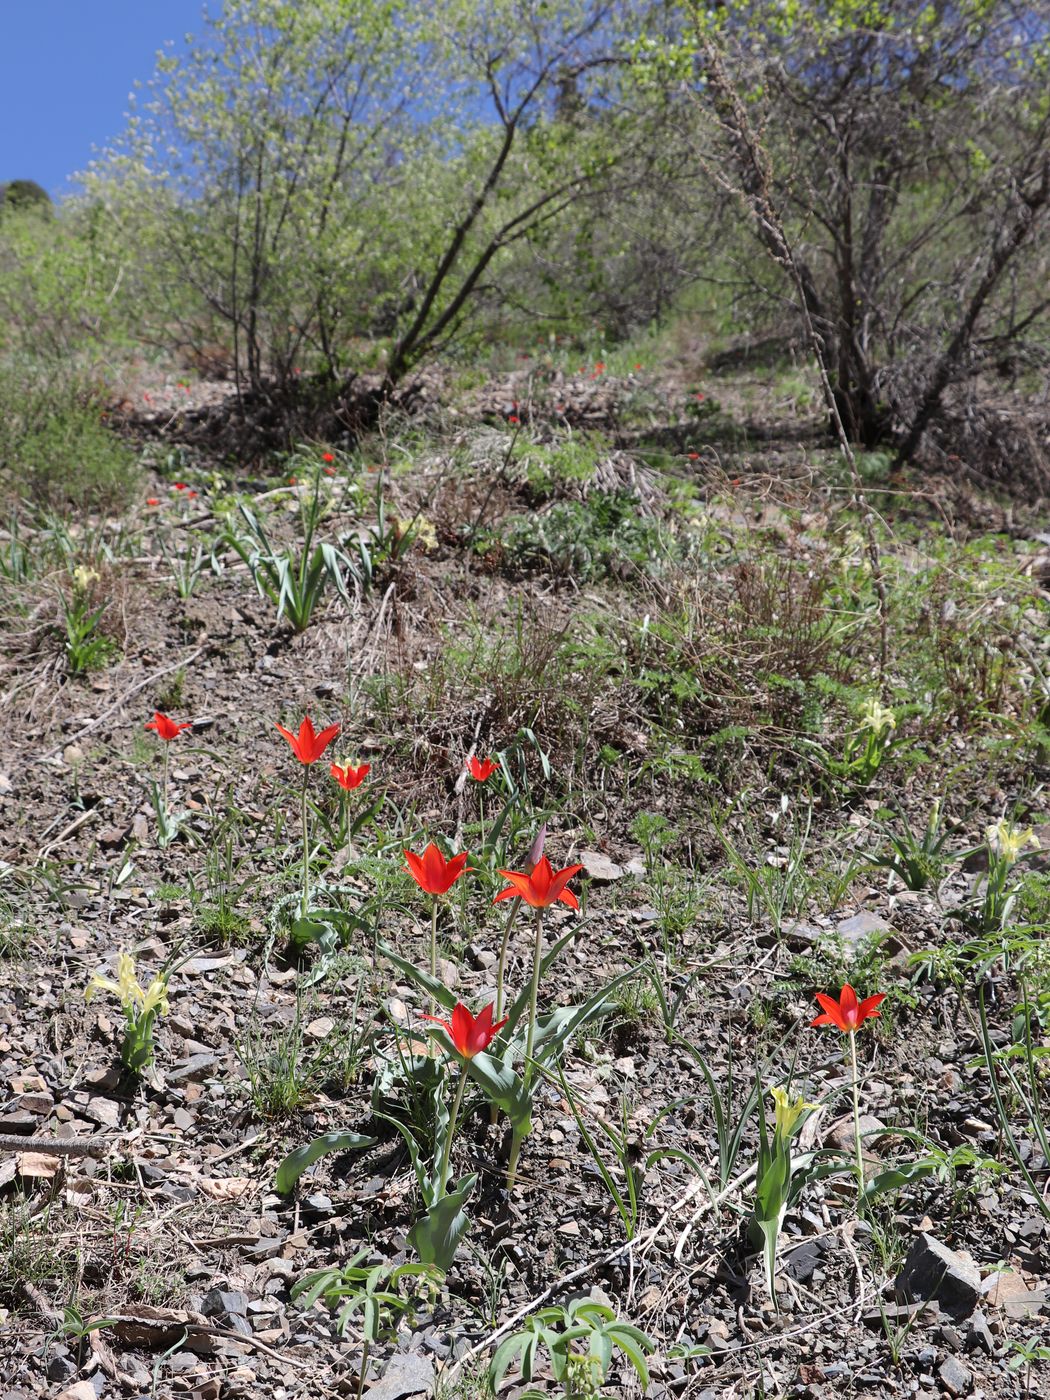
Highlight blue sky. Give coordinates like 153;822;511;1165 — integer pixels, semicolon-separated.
1;2;214;199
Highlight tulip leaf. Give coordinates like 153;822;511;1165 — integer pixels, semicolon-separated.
407;1173;476;1273
464;1051;531;1132
531;963;643;1064
288;916;329;951
275;1131;375;1194
861;1158;938;1203
377;940;457;1011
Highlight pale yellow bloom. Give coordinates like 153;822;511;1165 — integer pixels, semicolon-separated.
771;1085;822;1139
858;698;896;737
414;516;438;553
985;820;1039;867
86;952;168;1018
72;565;99;593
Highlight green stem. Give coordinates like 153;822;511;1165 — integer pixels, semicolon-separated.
430;900;439;1004
357;1335;370;1400
522;907;544;1092
849;1030;864;1197
506;1127;523;1192
301;768;310;920
162;744;170;819
495;896;522;1025
439;1066;468;1198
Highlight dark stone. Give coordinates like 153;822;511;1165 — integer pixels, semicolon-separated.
938;1356;972;1396
895;1234;980;1320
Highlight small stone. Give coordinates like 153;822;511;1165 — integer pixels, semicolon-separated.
836;911;891;952
54;1385;97;1400
578;850;624;882
365;1353;435;1399
167;1053;218;1083
305;1017;334;1041
896;1234;981;1320
784;1238;825;1283
938;1356;972;1396
202;1288;249;1319
965;1311;995;1356
984;1267;1046;1320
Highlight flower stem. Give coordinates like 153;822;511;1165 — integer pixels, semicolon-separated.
849;1029;865;1197
439;1066;467;1198
523;908;544;1091
506;1127;523;1191
495;896;522;1025
300;768;310;920
430;900;439;1007
162;744;170;819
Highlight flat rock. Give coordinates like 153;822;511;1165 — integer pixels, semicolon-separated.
938;1355;972;1396
365;1353;435;1399
896;1234;981;1320
984;1267;1046;1319
578;850;624;882
836;911;891;949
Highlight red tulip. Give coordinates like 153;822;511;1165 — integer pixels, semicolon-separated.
173;482;188;491
322;452;334;463
422;1002;508;1059
494;855;583;910
145;711;192;742
468;755;498;782
811;983;885;1033
330;760;370;790
146;497;160;506
275;715;341;766
404;842;474;896
507;414;520;425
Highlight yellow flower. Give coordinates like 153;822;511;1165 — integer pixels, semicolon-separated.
770;1085;822;1139
72;565;99;593
86;952;168;1018
985;820;1039;867
858;698;896;736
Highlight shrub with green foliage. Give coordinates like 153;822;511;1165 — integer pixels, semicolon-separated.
0;366;137;514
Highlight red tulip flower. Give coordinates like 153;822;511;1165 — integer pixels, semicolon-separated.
494;855;583;910
810;983;885;1033
330;760;370;790
322;452;334;463
146;497;160;506
422;1002;508;1059
468;755;498;782
275;715;341;766
145;712;192;742
812;983;885;1195
404;842;474;896
173;482;188;491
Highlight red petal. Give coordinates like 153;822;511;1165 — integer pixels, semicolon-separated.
558;888;579;910
495;870;538;906
275;722;303;762
813;993;847;1031
404;850;427;889
450;1003;473;1056
311;723;341;761
857;993;886;1023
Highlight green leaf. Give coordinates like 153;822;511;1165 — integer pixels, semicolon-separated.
274;1131;374;1194
464;1051;531;1132
861;1158;938;1203
406;1172;476;1273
